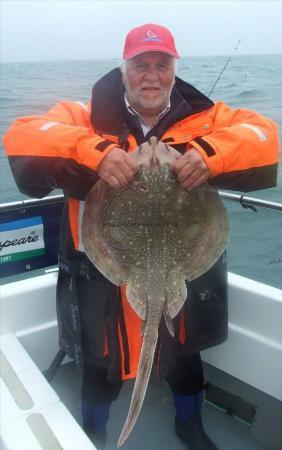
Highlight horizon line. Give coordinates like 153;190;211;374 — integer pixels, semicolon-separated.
2;53;282;64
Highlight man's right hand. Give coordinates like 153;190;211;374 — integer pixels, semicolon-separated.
97;147;138;188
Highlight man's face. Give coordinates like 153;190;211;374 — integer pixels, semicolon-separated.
122;52;176;116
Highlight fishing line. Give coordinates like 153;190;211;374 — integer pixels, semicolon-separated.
208;38;242;97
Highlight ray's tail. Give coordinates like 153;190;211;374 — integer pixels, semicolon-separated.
117;303;162;447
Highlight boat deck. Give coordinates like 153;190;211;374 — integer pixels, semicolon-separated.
1;269;281;449
50;361;273;450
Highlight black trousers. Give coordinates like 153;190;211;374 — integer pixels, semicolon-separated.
81;352;204;405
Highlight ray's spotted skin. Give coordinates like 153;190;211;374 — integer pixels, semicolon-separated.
81;137;230;447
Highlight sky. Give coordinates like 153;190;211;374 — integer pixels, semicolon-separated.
1;0;282;63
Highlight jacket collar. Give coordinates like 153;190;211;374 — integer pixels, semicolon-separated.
91;67;214;141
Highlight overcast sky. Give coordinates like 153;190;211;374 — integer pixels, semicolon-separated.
1;0;282;63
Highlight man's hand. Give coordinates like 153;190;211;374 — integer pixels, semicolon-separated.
98;147;138;188
173;147;210;190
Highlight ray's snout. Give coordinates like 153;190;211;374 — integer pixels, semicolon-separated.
149;136;160;169
133;136;179;170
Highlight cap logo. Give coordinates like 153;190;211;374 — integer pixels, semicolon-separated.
142;29;161;43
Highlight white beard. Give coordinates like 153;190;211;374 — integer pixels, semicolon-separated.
123;74;175;115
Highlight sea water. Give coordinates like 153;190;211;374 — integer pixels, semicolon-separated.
0;55;281;288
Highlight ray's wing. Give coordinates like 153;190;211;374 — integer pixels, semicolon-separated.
82;181;130;285
179;185;229;282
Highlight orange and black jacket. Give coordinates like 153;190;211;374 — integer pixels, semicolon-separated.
3;68;280;380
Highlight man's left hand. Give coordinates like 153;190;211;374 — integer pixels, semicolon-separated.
173;147;210;190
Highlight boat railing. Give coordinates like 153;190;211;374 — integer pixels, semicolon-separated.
0;194;64;212
218;190;282;212
1;191;282;213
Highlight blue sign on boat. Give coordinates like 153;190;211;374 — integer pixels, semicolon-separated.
0;197;64;278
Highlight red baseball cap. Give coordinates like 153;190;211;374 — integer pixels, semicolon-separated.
123;23;179;60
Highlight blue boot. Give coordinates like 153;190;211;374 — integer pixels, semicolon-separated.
81;400;110;449
173;390;218;450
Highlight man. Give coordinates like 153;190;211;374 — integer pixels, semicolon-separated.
3;23;279;450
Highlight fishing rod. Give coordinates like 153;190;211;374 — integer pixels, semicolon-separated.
208;38;242;97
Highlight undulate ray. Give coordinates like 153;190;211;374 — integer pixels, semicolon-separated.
82;137;230;446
